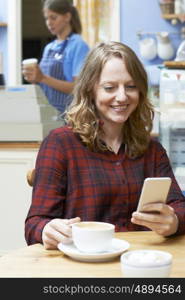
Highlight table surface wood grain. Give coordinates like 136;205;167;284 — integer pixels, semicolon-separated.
0;231;184;278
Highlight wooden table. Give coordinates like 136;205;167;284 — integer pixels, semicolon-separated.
0;231;185;278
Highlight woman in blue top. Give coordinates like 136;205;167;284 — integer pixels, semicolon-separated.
22;0;89;115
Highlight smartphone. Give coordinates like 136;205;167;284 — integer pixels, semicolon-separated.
137;177;172;212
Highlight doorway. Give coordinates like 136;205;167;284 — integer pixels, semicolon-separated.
22;0;52;70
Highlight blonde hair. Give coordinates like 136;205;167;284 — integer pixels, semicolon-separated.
66;41;154;158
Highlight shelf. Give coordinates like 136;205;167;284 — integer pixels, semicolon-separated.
162;14;185;23
164;60;185;69
0;142;40;149
162;13;176;19
0;22;7;27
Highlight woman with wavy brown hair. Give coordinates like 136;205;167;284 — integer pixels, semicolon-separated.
67;41;154;158
25;41;185;250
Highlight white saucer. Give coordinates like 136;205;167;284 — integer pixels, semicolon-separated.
58;238;130;262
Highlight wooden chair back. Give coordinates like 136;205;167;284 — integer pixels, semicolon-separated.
26;168;35;187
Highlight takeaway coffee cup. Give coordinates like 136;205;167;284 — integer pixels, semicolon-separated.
72;221;115;253
22;58;38;68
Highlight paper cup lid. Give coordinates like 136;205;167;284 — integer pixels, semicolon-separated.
22;58;38;65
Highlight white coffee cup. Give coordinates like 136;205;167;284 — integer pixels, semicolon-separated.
22;58;38;68
72;221;115;253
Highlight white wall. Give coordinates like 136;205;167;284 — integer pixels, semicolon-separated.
7;0;22;85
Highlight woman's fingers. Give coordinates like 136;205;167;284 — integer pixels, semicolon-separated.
68;217;81;225
132;211;173;224
141;202;174;215
131;204;178;236
43;235;59;250
131;212;173;232
42;217;81;249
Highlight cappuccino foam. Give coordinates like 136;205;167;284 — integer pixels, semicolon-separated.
76;222;112;230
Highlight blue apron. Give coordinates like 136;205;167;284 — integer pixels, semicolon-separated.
39;35;73;114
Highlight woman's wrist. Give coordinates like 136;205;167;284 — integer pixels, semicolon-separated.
38;73;47;84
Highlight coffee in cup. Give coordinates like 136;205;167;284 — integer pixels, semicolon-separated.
72;221;115;253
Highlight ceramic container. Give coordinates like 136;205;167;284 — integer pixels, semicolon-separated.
139;37;157;60
120;249;172;278
157;32;174;60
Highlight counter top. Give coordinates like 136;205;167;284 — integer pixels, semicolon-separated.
0;142;41;149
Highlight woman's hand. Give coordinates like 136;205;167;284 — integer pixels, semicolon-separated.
22;65;44;83
131;203;179;237
22;64;75;93
42;217;81;250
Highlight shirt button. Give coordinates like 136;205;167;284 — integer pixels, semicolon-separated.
115;161;120;166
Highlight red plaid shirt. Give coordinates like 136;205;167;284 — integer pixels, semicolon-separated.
25;126;185;245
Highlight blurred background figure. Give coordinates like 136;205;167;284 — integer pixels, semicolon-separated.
22;0;89;116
